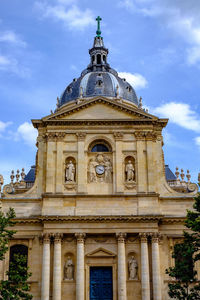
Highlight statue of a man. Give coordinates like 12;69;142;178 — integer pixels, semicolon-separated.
89;158;98;182
64;257;74;280
125;160;135;182
66;161;75;182
0;174;4;194
128;256;138;280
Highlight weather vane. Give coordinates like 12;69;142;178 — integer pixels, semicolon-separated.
96;16;102;37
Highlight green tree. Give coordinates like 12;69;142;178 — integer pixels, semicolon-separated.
0;254;32;300
0;207;32;299
0;208;16;261
166;188;200;299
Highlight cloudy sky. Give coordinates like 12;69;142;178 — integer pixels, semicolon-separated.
0;0;200;184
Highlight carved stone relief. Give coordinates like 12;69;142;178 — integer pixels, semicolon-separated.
88;154;112;183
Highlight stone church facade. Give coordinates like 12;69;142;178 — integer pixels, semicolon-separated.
0;19;199;300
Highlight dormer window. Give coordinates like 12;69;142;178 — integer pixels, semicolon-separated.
67;86;72;93
96;79;103;87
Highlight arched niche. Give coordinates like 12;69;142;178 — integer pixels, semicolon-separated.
65;157;76;183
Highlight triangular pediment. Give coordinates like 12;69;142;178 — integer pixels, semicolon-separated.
43;97;157;122
86;247;116;258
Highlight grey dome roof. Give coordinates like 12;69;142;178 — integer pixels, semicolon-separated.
58;30;139;108
60;70;138;106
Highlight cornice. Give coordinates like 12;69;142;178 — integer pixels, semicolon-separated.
41;192;160;198
13;215;186;224
32;119;168;129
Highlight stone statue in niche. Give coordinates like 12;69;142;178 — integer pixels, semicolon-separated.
125;160;135;182
64;256;74;280
66;160;75;182
128;256;138;280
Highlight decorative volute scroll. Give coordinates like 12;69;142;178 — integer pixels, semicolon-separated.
167;166;199;193
75;233;86;243
76;132;86;141
116;232;127;243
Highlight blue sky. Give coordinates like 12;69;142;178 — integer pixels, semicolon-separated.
0;0;200;184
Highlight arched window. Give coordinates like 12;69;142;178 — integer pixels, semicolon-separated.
10;244;28;267
97;54;101;64
89;140;112;152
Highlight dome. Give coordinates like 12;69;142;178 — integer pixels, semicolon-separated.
60;70;138;106
58;19;139;108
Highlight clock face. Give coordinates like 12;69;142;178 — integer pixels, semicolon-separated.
96;165;105;175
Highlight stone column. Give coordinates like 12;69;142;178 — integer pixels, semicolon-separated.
140;233;150;300
75;233;86;300
56;136;65;193
46;137;56;193
76;133;87;193
41;233;51;300
146;133;157;193
151;233;162;300
116;233;127;300
53;233;63;300
114;132;124;193
134;132;147;193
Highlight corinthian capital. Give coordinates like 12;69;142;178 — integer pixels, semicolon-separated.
76;132;86;141
75;233;86;243
116;232;127;243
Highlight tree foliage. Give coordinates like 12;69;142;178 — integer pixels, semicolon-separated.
0;254;32;300
166;188;200;299
0;207;32;299
0;208;16;261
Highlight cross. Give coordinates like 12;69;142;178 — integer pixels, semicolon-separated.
96;16;102;37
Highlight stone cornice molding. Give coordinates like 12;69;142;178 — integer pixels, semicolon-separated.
33;119;168;128
13;215;186;225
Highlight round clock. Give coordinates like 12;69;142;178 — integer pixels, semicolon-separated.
95;165;105;175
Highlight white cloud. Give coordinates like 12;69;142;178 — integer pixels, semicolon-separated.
0;55;11;66
35;1;95;30
17;122;37;146
119;0;200;65
0;30;26;47
118;72;148;89
0;121;12;132
195;136;200;147
153;102;200;133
